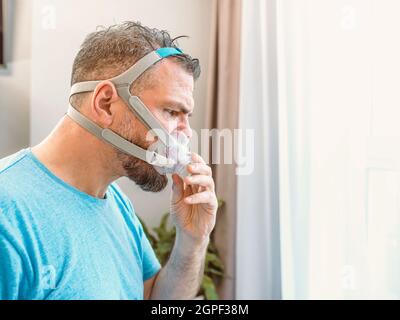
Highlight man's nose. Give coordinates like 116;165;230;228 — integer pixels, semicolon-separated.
176;117;193;140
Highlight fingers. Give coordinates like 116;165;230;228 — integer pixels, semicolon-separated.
184;190;218;208
171;174;185;204
186;153;214;193
184;175;215;191
172;173;183;190
188;163;212;176
173;152;215;202
191;152;206;164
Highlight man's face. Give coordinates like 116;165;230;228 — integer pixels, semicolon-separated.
114;59;195;192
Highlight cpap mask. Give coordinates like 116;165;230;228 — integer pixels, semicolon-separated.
67;47;192;178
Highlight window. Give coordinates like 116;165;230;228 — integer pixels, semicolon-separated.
278;0;400;299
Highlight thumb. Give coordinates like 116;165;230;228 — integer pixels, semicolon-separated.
171;173;184;205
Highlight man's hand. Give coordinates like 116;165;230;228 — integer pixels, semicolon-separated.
170;153;218;243
148;153;217;299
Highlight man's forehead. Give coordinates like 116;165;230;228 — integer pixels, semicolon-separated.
150;60;195;110
153;59;194;87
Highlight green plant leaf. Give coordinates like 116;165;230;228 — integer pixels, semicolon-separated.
207;268;225;277
201;275;219;300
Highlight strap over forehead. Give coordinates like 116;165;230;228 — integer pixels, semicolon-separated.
69;47;184;97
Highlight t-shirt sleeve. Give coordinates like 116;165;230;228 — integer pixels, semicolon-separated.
139;223;162;281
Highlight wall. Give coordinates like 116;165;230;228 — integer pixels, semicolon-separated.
0;0;31;158
30;0;212;226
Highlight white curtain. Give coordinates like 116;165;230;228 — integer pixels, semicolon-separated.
236;0;281;299
278;0;400;299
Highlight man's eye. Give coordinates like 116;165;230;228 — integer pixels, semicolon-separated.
165;109;179;117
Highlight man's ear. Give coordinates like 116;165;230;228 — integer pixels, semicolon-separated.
91;80;119;124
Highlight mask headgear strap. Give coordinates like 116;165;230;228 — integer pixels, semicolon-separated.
67;47;184;168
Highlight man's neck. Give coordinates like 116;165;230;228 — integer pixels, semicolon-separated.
31;115;121;199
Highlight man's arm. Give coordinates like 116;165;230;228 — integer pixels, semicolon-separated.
144;154;217;300
145;232;208;300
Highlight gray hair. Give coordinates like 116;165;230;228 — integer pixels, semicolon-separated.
70;21;201;107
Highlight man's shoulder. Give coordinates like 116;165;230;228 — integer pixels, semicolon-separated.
0;148;30;176
0;148;32;207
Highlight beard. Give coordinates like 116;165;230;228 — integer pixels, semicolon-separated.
115;114;168;193
117;153;168;192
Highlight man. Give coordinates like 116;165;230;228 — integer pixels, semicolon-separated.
0;22;217;300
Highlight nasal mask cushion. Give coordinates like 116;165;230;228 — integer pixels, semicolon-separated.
150;131;192;177
66;47;192;178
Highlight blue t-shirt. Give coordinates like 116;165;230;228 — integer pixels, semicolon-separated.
0;148;161;300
